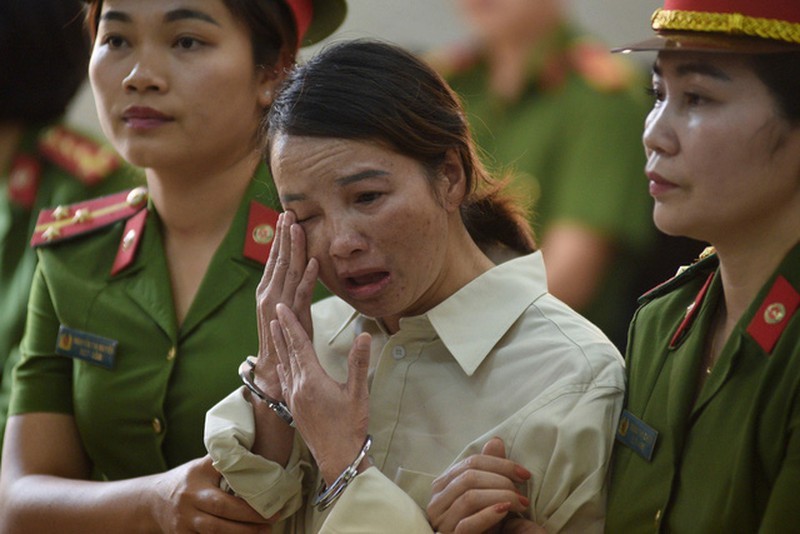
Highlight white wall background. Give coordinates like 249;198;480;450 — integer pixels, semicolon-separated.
68;0;661;135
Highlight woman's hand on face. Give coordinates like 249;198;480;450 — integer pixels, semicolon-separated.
271;303;372;485
152;456;276;533
254;211;318;400
427;437;535;534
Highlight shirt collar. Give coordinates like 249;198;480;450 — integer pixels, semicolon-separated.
327;252;548;376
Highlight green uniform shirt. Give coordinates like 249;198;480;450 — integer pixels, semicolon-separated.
607;243;800;532
9;168;284;478
0;123;141;453
442;26;653;348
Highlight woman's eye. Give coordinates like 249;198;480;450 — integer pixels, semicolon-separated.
684;92;707;106
356;192;383;204
645;86;664;103
175;36;202;50
101;34;127;49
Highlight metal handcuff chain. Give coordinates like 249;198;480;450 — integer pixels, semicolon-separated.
238;355;295;427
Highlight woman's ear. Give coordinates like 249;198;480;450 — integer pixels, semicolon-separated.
257;49;295;108
439;149;468;212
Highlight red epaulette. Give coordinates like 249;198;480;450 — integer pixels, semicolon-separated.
568;38;634;93
38;125;122;186
243;200;280;264
31;187;148;248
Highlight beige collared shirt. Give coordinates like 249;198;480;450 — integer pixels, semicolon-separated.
205;252;625;532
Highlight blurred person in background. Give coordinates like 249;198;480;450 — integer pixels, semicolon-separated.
428;0;668;350
0;0;141;454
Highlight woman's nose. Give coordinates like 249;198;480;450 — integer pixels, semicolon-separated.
123;56;167;93
327;219;368;259
642;103;678;157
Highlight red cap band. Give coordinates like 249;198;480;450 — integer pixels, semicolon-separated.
662;0;800;23
284;0;314;43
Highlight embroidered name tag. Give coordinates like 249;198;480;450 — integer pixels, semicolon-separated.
55;325;118;369
615;409;658;461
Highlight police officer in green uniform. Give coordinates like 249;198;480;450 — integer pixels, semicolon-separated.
607;1;800;531
0;0;345;531
429;0;655;349
0;0;141;452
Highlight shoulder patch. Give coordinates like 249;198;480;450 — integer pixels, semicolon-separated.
639;246;718;304
243;201;280;264
38;125;122;186
31;187;148;247
568;39;634;93
746;276;800;354
7;154;42;209
424;42;480;79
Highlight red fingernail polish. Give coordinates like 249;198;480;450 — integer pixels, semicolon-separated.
515;465;532;479
518;494;530;507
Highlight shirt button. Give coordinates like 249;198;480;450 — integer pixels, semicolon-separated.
392;346;406;360
166;346;177;361
152;418;163;434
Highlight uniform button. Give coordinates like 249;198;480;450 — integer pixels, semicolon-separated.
654;509;662;528
166;346;177;361
392;346;406;360
152;418;163;434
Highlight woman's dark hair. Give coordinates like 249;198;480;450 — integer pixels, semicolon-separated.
749;52;800;124
265;39;536;256
0;0;89;122
84;0;298;67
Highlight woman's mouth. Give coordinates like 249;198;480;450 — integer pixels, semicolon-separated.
342;271;391;299
122;106;174;130
646;171;678;197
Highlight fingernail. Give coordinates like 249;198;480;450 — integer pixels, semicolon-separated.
493;502;512;514
515;465;532;479
518;493;530;507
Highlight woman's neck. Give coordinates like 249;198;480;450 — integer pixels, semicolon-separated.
714;219;799;328
145;150;260;238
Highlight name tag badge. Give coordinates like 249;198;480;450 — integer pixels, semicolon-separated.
616;409;658;461
55;325;117;370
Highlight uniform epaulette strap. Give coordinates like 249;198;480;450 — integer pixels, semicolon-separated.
31;187;149;248
639;246;718;303
568;39;635;93
38;125;122;186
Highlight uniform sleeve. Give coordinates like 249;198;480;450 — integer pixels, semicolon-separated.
8;261;73;416
549;84;651;252
758;389;800;532
204;388;310;520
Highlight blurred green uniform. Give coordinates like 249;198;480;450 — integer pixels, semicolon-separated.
435;25;653;348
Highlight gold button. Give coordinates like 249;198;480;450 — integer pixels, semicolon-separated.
126;187;148;208
152;418;163;434
166;346;177;361
654;508;662;527
252;224;275;245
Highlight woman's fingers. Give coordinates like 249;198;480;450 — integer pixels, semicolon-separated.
347;333;372;400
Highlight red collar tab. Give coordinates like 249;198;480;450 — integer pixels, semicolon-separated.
669;271;715;349
110;208;148;276
746;276;799;354
285;0;313;45
7;154;42;209
38;125;121;186
31;187;149;247
243;201;280;265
